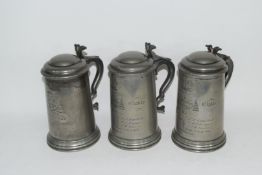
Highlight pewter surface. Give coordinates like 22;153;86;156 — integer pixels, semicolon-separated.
110;73;158;143
44;77;99;151
172;70;226;152
108;43;175;150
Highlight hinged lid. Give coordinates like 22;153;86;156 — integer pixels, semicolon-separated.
41;46;89;80
109;50;154;73
48;54;80;67
179;45;228;74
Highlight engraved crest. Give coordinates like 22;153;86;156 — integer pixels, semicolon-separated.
192;100;199;112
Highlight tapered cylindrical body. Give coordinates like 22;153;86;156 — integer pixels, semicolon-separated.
172;45;234;152
109;63;160;150
108;43;175;150
41;45;103;151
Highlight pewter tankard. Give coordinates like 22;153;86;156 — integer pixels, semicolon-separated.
41;44;103;151
172;45;234;152
108;43;175;150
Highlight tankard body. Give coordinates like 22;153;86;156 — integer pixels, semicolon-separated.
41;44;103;151
109;43;175;150
172;45;233;152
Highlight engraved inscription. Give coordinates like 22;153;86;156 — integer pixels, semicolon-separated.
202;98;216;107
117;115;145;132
177;76;215;137
116;95;146;132
179;117;214;136
127;96;145;106
111;75;153;136
47;90;68;123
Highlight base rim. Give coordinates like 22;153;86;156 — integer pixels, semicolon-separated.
47;126;100;152
171;129;226;153
108;128;161;151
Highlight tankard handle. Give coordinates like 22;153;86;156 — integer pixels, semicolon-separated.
217;53;234;87
145;42;175;113
154;58;175;112
74;44;104;110
85;56;104;110
206;45;234;87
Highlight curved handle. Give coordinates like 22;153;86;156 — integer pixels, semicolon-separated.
74;44;104;110
217;54;234;87
145;42;175;113
154;58;175;112
206;45;234;87
85;56;104;110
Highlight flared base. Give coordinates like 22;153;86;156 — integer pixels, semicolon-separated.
171;129;226;153
108;128;161;151
47;126;100;152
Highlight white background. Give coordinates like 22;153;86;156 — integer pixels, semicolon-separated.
0;0;262;174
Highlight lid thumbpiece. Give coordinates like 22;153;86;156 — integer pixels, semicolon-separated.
145;42;156;58
74;44;87;58
206;44;222;54
145;42;172;63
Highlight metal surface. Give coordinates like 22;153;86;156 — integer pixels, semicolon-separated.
41;44;103;151
172;45;234;152
108;43;175;150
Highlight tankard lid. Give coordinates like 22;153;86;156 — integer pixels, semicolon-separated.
41;54;88;80
180;46;228;74
109;51;154;73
